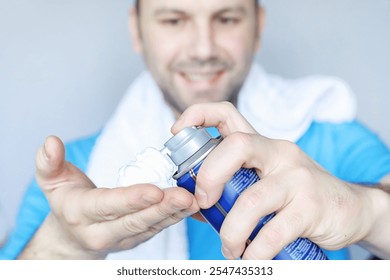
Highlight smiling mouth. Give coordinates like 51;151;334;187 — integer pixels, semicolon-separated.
179;70;224;83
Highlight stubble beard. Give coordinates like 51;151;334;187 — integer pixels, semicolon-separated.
161;83;241;117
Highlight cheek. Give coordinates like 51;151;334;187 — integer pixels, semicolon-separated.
216;30;257;60
144;32;185;66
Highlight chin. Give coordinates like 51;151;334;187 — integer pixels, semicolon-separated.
190;96;222;105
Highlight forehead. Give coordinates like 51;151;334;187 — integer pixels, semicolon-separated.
139;0;255;15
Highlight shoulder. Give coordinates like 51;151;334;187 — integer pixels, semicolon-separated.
298;120;389;157
301;120;387;147
299;120;390;182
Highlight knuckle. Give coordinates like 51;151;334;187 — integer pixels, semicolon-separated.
219;230;238;249
148;224;163;235
284;212;305;233
197;165;219;186
83;237;107;252
276;139;302;158
61;205;82;226
96;208;117;221
220;101;235;111
220;229;246;259
186;103;200;115
80;229;109;252
171;212;186;223
122;216;148;234
121;208;173;237
242;248;262;260
94;189;119;221
154;203;170;217
227;131;253;147
224;132;255;158
290;166;315;188
236;189;261;211
260;225;286;251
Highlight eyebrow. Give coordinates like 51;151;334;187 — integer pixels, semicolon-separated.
216;7;247;16
154;8;186;17
153;6;248;17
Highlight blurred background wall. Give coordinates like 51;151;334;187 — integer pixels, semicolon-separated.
1;0;389;258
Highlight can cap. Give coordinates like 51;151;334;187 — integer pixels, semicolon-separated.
163;127;212;166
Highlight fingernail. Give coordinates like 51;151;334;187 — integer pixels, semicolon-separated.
42;139;50;161
171;120;182;134
222;246;233;259
184;210;197;216
195;188;207;206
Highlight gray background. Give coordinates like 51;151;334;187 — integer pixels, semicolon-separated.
1;0;389;258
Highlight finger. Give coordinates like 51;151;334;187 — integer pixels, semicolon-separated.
35;135;66;183
35;136;97;194
35;136;100;219
81;184;165;222
89;190;199;251
149;194;199;230
117;200;199;250
219;177;289;259
195;132;273;208
241;206;307;260
172;102;257;137
108;187;199;240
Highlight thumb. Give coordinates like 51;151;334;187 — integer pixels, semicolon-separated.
35;135;95;194
35;135;66;183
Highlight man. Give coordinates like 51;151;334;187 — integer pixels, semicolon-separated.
1;0;390;260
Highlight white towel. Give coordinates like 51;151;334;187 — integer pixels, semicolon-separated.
238;65;357;141
86;63;356;259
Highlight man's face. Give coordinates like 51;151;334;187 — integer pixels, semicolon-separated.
131;0;263;114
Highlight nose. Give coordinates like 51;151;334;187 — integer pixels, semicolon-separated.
188;21;217;60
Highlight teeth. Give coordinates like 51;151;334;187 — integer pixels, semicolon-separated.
184;73;218;82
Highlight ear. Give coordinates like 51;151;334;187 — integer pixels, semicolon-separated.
255;5;266;51
128;7;143;54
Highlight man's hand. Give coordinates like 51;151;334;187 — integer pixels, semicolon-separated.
19;136;199;259
172;102;387;260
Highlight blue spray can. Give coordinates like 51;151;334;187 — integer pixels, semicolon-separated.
163;126;328;260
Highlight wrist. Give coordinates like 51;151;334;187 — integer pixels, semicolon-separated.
360;186;390;240
353;185;390;258
19;213;106;260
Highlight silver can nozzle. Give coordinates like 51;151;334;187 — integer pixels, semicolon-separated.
163;126;212;166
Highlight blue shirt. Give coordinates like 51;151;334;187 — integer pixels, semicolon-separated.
1;121;390;260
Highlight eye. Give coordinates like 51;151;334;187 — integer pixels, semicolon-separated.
218;16;241;25
160;18;185;26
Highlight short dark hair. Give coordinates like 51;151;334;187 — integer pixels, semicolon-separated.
135;0;258;13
